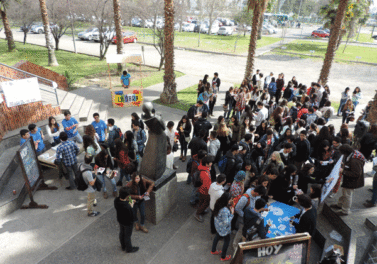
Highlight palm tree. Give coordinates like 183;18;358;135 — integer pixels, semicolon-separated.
244;0;266;80
0;0;16;51
38;0;58;66
160;0;178;104
113;0;123;73
318;0;349;85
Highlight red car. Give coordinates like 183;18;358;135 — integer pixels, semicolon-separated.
311;30;330;38
112;31;137;44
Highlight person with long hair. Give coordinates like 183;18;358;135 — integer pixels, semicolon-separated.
126;172;154;233
85;124;99;143
235;87;246;120
312;126;332;159
280;117;295;136
229;116;240;146
46;116;61;146
211;192;234;262
313;140;334;181
197;79;204;98
260;91;270;108
270;106;284;132
255;120;268;140
177;115;191;161
214;115;225;132
341;99;354;124
261;151;284;175
83;135;100;161
352;87;362;110
359;124;377;160
224;87;234;120
249;88;260;110
131;112;144;130
95;149;116;199
217;123;231;155
113;139;131;186
297;163;317;194
337;87;350;116
339;128;351;145
124;130;138;162
276;73;285;103
203;74;209;85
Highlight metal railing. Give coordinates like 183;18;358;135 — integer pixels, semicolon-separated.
0;62;59;106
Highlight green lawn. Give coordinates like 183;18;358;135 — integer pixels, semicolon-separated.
153;84;197;111
0;39;183;88
343;33;375;43
275;40;377;64
123;26;281;54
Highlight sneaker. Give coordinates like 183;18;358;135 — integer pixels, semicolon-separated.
211;250;222;255
116;181;122;187
88;211;100;217
221;255;232;261
195;214;204;222
126;247;139;253
103;192;108;199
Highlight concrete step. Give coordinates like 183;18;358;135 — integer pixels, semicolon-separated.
0;145;22;195
78;99;93;122
59;92;77;113
68;95;85;116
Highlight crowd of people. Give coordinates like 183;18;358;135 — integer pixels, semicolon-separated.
18;70;377;260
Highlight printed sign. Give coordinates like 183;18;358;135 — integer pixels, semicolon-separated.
320;156;343;203
106;54;143;64
1;78;41;107
111;87;143;108
19;138;40;188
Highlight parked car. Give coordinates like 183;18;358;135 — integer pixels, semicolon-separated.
262;25;274;35
131;18;142;27
112;31;137;44
143;19;153;28
78;27;99;41
182;23;195;32
317;27;330;33
174;23;180;31
30;22;58;34
92;29;115;42
265;24;277;34
201;24;219;34
311;30;330;38
372;35;377;40
217;26;233;36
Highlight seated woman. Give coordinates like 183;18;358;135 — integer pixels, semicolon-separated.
126;172;154;233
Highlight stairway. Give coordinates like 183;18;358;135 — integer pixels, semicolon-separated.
0;86;109;217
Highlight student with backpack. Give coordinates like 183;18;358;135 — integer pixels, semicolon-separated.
242;198;271;241
107;118;122;153
219;144;240;186
195;156;213;223
209;174;226;234
78;155;100;217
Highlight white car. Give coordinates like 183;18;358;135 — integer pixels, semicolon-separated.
92;30;115;42
264;24;277;34
182;23;195;32
217;27;233;36
201;24;219;34
78;27;99;41
30;22;58;34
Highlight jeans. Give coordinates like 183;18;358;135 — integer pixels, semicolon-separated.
210;211;216;234
119;224;133;251
337;99;347;115
66;163;78;189
119;168;130;183
236;110;241;120
98;173;117;192
68;133;83;144
190;185;199;204
212;233;231;259
133;200;145;226
180;139;188;157
337;188;354;214
342;112;350;124
353;101;359;111
224;104;232;119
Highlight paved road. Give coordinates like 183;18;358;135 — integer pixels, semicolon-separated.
3;29;377;104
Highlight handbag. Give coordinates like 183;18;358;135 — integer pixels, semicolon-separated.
172;142;179;152
94;176;102;192
185;136;190;143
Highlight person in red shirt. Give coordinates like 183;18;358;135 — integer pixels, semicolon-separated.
297;102;309;120
195;156;214;222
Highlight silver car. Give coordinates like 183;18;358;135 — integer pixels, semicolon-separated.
78;28;98;41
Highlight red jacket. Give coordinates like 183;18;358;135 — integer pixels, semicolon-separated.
297;108;308;120
198;164;211;195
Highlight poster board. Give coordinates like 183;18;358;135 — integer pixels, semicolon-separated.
18;137;42;193
106;54;142;64
1;77;41;107
111;87;143;108
231;233;311;264
320;156;343;203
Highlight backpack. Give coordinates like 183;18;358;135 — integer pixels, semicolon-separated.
323;109;331;119
290;107;298;122
193;170;204;188
115;127;124;141
233;193;251;208
75;165;91;191
283;87;292;99
186;158;199;173
218;155;228;173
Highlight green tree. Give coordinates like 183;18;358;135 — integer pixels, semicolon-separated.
0;0;17;51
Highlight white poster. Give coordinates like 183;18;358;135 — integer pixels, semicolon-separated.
320;155;343;203
1;78;41;107
106;54;125;64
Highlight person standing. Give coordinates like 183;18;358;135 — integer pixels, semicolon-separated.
62;110;83;143
264;72;273;89
253;102;268;127
177;115;192;162
132;120;146;157
209;174;226;234
121;70;131;88
56;132;80;190
331;145;365;216
251;69;260;86
352;87;362;110
294;131;311;170
106;118;120;152
195;156;213;222
28;124;45;155
91;113;107;144
114;187;139;253
212;72;221;91
337;88;350;116
81;155;100;217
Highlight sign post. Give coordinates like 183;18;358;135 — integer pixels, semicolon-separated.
18;137;57;209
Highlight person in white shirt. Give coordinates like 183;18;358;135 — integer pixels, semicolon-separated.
264;72;273;89
166;121;175;147
254;101;269;127
209;174;226;234
320;101;335;121
166;145;174;170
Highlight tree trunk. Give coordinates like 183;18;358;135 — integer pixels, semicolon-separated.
38;0;59;66
113;0;124;73
160;0;178;104
318;0;349;85
55;38;59;50
23;31;28;45
257;0;269;40
347;17;356;39
244;0;263;80
0;8;16;52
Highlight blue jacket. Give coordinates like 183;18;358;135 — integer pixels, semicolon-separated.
133;129;146;153
268;82;277;95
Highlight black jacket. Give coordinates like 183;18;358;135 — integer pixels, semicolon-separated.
243;208;269;239
360;133;377;158
212;77;221;89
194;118;212;138
177;120;192;138
187;104;209;119
294;138;311;162
114;197;134;226
292;206;317;236
188;136;208;156
224;150;237;184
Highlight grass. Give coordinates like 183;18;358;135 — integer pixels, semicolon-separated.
274;39;377;64
153;84;197;111
0;39;183;88
342;33;375;43
123;26;281;54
